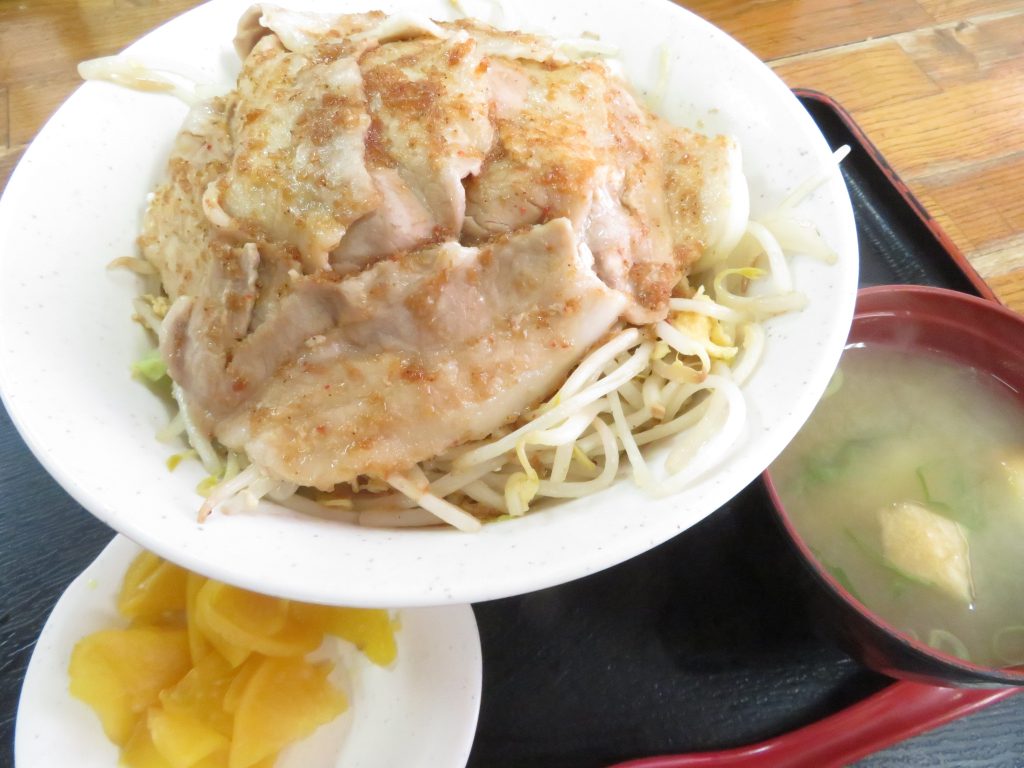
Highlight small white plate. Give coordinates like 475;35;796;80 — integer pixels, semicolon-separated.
0;0;858;606
14;536;483;768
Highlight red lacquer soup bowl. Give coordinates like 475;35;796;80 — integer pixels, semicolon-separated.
764;285;1024;688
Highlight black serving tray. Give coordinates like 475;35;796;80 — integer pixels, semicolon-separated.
1;93;1021;768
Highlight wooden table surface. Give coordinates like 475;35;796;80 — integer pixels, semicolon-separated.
1;0;1023;313
1;1;1022;766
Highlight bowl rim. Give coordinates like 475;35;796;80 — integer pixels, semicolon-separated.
763;283;1024;686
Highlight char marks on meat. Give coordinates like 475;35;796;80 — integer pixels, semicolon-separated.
143;5;743;490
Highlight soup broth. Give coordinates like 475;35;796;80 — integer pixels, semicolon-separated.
771;345;1024;668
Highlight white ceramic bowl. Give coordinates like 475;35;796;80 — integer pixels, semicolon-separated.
15;536;483;768
0;0;858;606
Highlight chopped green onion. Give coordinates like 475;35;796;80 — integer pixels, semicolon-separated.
915;458;984;530
801;436;876;486
131;349;167;383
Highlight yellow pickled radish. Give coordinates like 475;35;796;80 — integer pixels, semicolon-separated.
69;627;191;746
197;581;289;638
322;607;398;666
71;550;380;768
229;656;347;768
192;755;275;768
186;573;213;664
159;652;235;737
242;614;324;658
121;719;174;768
190;751;229;768
192;585;251;668
118;552;189;622
148;706;230;768
292;605;398;666
221;656;261;715
197;580;321;658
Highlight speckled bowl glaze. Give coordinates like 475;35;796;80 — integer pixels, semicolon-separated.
765;286;1024;687
0;0;857;606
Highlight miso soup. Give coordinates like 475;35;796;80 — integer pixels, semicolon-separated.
771;345;1024;668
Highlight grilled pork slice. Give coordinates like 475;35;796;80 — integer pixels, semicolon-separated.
332;32;494;274
139;98;234;302
160;242;260;434
203;33;379;272
199;219;626;489
445;17;560;62
233;5;387;57
464;59;611;244
464;58;683;324
589;80;676;325
232;6;498;278
659;124;748;273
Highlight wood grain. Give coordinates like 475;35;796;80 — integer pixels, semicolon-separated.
8;76;81;147
900;11;1024;87
762;5;1024;310
0;0;1022;312
990;267;1024;309
0;86;8;150
769;42;942;113
916;0;1024;23
854;77;1024;176
680;0;934;60
0;0;199;84
0;148;22;191
914;154;1024;253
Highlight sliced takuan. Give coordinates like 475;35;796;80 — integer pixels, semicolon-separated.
69;626;191;745
229;656;348;768
118;551;189;622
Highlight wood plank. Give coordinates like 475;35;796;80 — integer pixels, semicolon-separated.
0;87;8;150
770;41;941;113
966;232;1024;287
907;186;975;254
917;0;1024;24
0;0;199;85
989;267;1024;314
912;153;1024;253
7;77;81;148
898;11;1024;87
679;0;933;61
855;74;1024;177
0;147;25;192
